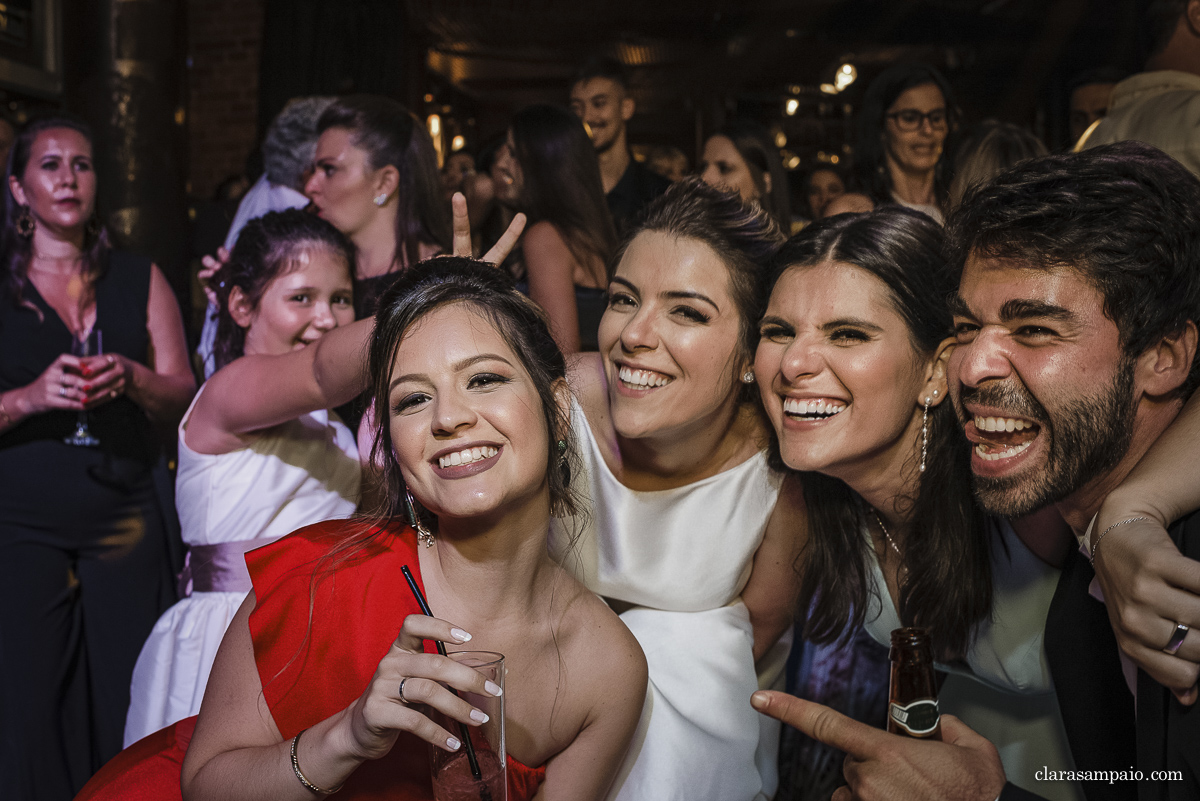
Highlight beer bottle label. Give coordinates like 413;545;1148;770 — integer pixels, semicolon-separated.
888;698;940;737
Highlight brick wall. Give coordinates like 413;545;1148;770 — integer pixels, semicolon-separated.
187;0;266;199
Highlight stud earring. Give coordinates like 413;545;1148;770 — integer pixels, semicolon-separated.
741;371;755;384
932;389;939;398
920;397;931;473
374;192;389;207
404;487;435;547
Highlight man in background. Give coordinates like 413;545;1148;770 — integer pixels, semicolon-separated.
569;56;669;236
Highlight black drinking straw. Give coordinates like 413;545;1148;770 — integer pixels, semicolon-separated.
400;565;490;798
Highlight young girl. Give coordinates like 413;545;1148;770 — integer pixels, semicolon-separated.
124;210;362;744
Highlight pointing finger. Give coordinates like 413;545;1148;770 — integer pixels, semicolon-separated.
751;691;884;759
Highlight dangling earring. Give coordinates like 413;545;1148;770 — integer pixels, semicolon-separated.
374;192;389;207
741;370;755;384
404;487;435;547
16;205;35;238
920;397;931;473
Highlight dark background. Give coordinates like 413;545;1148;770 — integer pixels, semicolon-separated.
0;0;1158;314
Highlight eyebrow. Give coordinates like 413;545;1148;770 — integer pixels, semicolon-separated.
822;317;884;332
948;294;1077;324
389;353;513;392
611;277;720;311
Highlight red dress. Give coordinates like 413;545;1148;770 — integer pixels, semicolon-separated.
76;521;546;800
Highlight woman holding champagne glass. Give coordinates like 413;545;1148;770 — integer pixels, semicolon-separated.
0;114;195;800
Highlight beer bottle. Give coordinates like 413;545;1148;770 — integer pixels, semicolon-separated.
887;627;942;740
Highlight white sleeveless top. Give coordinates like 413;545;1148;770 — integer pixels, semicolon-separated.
174;385;361;548
551;399;788;801
124;385;360;745
863;517;1082;801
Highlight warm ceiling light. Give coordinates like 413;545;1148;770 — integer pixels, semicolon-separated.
427;114;441;137
451;135;465;151
820;83;838;95
835;63;857;91
775;131;787;148
785;98;800;116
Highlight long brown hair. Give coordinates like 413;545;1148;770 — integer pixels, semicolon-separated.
317;96;452;270
764;207;991;660
1;114;111;315
510;104;617;283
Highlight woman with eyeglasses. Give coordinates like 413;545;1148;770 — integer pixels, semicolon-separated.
851;63;958;224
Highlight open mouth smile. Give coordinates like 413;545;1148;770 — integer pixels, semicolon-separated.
970;414;1041;462
782;397;846;421
617;366;673;390
437;445;499;469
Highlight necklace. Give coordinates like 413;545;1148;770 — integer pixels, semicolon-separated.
870;509;903;559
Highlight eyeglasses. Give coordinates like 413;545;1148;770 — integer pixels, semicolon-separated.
886;108;949;132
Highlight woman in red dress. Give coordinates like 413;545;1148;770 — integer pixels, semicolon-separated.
81;257;648;801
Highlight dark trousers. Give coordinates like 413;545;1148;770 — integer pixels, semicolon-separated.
0;441;172;801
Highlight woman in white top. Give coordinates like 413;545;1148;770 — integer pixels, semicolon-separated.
551;178;807;801
124;210;364;743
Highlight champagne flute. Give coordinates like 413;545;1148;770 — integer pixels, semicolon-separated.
64;328;102;447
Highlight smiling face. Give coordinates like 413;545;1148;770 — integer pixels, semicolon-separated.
948;254;1138;517
598;231;748;442
756;261;932;484
305;127;386;237
882;83;947;177
700;135;760;205
492;132;524;207
9;127;96;236
387;303;554;522
237;243;355;357
568;76;631;154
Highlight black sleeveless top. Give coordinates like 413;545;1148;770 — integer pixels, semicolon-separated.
0;251;160;465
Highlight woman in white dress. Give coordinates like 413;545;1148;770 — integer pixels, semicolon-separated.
124;210;364;744
753;207;1200;801
551;178;807;801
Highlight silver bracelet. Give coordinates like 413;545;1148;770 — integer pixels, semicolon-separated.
290;728;343;795
1090;517;1150;565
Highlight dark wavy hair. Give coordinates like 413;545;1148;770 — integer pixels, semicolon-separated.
1;114;111;314
854;63;959;212
510;104;617;285
617;177;786;400
947;141;1200;401
211;209;355;370
763;206;991;659
707;121;792;231
317;95;452;269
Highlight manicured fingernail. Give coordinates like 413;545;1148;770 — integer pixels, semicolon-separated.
450;628;472;642
485;681;502;697
82;384;91;392
446;737;461;751
470;709;489;724
751;691;769;710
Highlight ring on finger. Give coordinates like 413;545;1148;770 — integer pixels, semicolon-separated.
398;676;411;703
59;386;67;397
1164;622;1190;655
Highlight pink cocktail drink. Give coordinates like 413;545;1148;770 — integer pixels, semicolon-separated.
432;749;505;801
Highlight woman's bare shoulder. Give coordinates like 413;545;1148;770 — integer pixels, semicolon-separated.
553;570;647;693
566;353;609;424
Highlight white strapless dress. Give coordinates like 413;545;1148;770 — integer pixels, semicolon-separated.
863;517;1083;801
123;387;360;745
551;399;788;801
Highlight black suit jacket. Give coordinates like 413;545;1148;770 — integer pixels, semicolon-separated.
1001;511;1200;801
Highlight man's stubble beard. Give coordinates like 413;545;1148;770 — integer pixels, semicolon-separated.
966;357;1138;517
